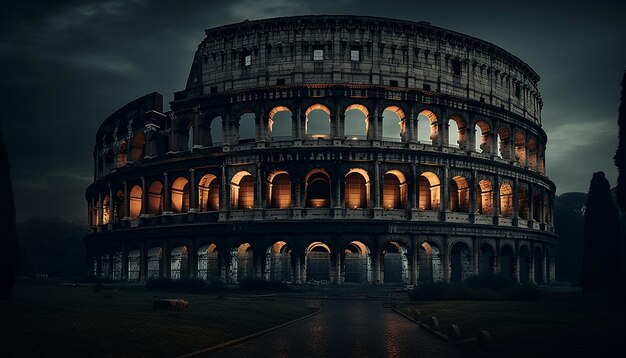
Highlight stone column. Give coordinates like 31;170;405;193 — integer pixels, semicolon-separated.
472;237;479;275
439;117;449;147
108;185;114;223
512;178;519;219
527;184;534;222
139;241;147;281
333;163;341;208
220;164;227;211
193;107;200;148
542;247;548;283
121;243;128;281
163;172;171;214
514;243;521;284
98;192;103;225
411;163;418;209
189;168;198;212
530;248;536;284
337;114;346;140
493;175;501;222
295;254;302;284
407;107;417;143
494;240;501;274
255;162;262;209
374;160;381;209
411;236;418;285
334;251;341;284
469;170;478;214
509;131;516;162
441;167;450;214
188;240;197;279
294;179;302;208
123;181;129;219
374;246;381;284
442;235;450;282
162;240;169;278
539;189;546;224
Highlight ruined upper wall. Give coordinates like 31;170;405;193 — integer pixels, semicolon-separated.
181;15;542;124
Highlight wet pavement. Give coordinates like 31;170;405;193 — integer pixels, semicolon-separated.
206;299;468;358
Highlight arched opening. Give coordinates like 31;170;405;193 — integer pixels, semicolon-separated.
269;106;292;140
449;176;469;212
532;188;541;221
117;141;128;167
500;183;513;217
475;120;491;153
500;245;515;281
382;106;405;142
231;171;254;209
497;127;510;159
518;185;529;220
528;137;538;170
544;193;552;225
545;248;552;283
383;170;407;209
514;131;526;164
305;104;331;139
129;133;145;162
148;181;164;215
93;199;100;225
171;177;190;213
448;115;466;148
417;110;437;145
344;241;370;284
344;104;368;139
419;242;442;283
127;249;140;281
269;172;291;209
102;195;110;224
147;247;162;279
210;116;223;146
197;244;219;281
232;243;254;282
534;247;544;284
305;242;331;283
478;180;493;215
98;254;110;278
238;112;256;142
519;246;531;283
129;185;142;218
266;241;291;282
198;174;219;211
186;122;194;150
305;170;331;208
479;244;495;275
114;190;124;221
170;246;189;280
419;172;441;210
450;242;472;282
111;251;122;281
383;241;408;284
345;169;369;209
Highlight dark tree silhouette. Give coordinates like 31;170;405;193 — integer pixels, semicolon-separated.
0;122;17;299
555;192;587;283
614;71;626;210
583;172;620;291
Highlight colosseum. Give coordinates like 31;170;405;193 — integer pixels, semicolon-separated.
84;15;556;286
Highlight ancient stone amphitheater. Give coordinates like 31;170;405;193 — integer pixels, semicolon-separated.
85;15;556;285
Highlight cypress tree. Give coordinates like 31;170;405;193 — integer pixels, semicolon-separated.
0;121;17;299
582;172;620;291
614;71;626;210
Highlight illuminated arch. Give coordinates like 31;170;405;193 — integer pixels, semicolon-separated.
383;169;407;209
382;106;405;141
129;185;142;218
344;104;369;138
171;177;190;213
345;168;370;209
477;179;493;215
419;171;441;210
231;171;254;209
198;174;219;211
305;104;331;138
268;170;291;209
449;175;469;212
475;119;491;153
500;182;513;217
147;181;164;215
268;106;292;139
129;133;145;162
417;109;438;144
305;169;331;208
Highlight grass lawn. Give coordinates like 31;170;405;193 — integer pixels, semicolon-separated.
0;280;313;357
401;294;626;357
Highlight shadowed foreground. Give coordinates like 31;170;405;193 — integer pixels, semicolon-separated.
206;299;467;358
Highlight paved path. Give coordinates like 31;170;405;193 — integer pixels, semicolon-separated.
206;299;468;358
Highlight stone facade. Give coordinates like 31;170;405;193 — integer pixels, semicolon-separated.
84;15;556;285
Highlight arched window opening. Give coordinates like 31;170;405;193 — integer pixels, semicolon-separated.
129;185;142;218
528;138;538;170
306;242;331;283
478;180;493;215
344;241;370;284
128;249;141;281
449;176;469;212
267;241;291;282
231;171;254;209
117;141;128;167
475;120;491;153
171;177;190;213
500;183;513;217
187;124;194;150
197;244;219;281
500;245;515;281
514;131;526;164
269;172;291;209
129;133;145;162
518;185;529;219
306;170;331;208
148;181;164;215
519;246;531;283
102;195;110;224
417;110;438;145
269;106;292;140
198;174;219;211
450;242;472;282
543;193;551;224
93;199;101;225
344;104;368;139
239;112;256;142
532;189;541;221
170;246;189;280
210;116;223;146
382;106;405;142
534;247;544;283
305;104;331;139
233;243;254;281
497;127;510;159
419;172;440;210
383;170;407;209
147;247;162;279
448;115;465;148
383;241;407;284
345;170;368;209
419;242;443;283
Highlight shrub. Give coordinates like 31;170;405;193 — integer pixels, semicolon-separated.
465;274;514;291
410;280;544;301
238;278;287;291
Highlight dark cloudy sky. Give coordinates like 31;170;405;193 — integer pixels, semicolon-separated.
1;0;624;221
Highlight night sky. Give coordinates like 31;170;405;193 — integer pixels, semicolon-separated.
1;0;624;221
